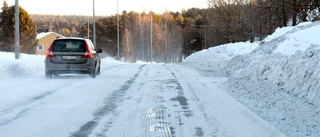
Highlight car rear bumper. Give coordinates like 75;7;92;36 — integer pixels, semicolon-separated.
45;59;95;74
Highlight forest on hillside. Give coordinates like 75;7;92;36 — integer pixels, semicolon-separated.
2;0;320;63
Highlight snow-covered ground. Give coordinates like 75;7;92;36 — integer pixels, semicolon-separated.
0;21;319;137
182;21;320;136
0;55;285;137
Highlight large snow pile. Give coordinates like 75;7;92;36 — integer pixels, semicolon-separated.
183;21;320;104
182;21;320;137
0;52;45;77
182;42;259;76
0;52;121;78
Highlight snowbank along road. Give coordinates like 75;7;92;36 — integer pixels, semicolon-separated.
0;62;285;137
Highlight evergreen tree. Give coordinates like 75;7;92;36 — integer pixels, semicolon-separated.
0;4;37;54
0;0;9;51
0;0;8;27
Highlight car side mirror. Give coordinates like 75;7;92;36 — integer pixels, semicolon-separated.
96;49;102;53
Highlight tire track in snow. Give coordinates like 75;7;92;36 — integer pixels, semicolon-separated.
0;91;54;119
139;65;195;137
165;65;197;137
134;65;177;137
184;83;219;137
143;95;173;137
165;65;219;137
0;84;72;127
70;64;146;137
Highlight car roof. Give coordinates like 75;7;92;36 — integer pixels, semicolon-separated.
54;37;89;41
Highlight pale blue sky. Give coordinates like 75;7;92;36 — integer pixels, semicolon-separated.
4;0;209;15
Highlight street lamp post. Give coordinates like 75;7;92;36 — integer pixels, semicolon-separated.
87;16;89;38
204;25;207;49
93;0;96;48
150;13;153;64
14;0;19;59
117;0;120;60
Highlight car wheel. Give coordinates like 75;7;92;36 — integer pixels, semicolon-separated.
45;71;52;78
90;71;96;78
97;66;101;75
90;67;96;78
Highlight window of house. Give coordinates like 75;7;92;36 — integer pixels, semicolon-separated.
38;44;44;51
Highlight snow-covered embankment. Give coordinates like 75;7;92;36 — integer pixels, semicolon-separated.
183;21;320;105
182;21;320;137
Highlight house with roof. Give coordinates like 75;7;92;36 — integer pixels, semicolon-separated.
36;32;64;55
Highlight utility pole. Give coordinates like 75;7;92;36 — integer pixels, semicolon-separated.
164;11;168;63
191;24;214;49
92;0;96;47
14;0;19;59
150;13;153;64
87;16;89;38
117;0;120;60
140;13;145;62
204;25;207;49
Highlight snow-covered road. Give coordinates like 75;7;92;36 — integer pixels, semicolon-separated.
0;62;285;137
1;21;320;137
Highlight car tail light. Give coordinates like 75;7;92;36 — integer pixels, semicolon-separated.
83;52;93;58
82;41;93;58
46;42;55;58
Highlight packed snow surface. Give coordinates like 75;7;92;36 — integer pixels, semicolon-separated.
0;21;320;137
0;55;285;137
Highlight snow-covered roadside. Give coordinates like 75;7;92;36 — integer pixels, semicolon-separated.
0;52;122;78
235;22;320;104
0;52;45;78
181;42;259;77
182;21;320;136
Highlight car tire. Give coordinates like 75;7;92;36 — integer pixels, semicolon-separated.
97;66;101;75
90;67;96;78
45;71;52;78
90;71;96;78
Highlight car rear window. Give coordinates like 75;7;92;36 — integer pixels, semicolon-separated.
52;39;86;52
